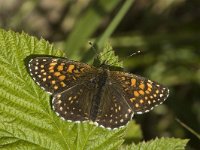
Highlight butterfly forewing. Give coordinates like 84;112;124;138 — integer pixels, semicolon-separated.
28;57;96;94
109;71;169;114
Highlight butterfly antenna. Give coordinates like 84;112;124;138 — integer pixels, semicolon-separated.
121;50;142;62
129;50;141;57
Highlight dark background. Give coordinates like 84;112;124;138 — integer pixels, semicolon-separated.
0;0;199;149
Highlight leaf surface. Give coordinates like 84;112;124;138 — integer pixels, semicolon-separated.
0;29;125;150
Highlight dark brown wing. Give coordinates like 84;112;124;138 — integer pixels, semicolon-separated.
28;57;97;94
95;85;134;129
109;71;169;114
52;82;95;122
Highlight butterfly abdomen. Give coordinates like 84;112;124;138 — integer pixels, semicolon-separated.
89;70;108;121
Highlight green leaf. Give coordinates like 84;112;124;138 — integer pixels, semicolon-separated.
0;29;126;149
123;120;143;144
96;0;135;49
120;137;189;150
93;43;123;69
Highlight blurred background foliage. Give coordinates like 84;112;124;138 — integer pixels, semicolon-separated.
0;0;199;149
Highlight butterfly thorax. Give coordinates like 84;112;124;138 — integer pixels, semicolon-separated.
89;69;108;121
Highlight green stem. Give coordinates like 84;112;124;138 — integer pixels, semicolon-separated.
96;0;135;49
176;118;200;140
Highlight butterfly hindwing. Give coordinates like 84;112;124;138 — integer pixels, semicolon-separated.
52;83;95;122
95;85;134;129
109;71;169;114
28;57;96;94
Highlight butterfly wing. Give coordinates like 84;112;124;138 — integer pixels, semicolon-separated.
95;85;134;129
52;82;96;122
28;57;97;94
109;71;169;114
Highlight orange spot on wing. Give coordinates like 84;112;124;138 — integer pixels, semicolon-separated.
59;75;66;80
54;72;61;76
145;90;150;94
139;90;145;95
49;66;55;73
67;65;75;73
51;80;56;84
50;62;57;66
49;66;54;70
130;98;136;102
50;69;54;73
147;87;152;92
131;79;136;86
140;99;144;104
57;65;63;71
60;82;66;87
134;91;139;97
139;84;145;89
147;83;152;88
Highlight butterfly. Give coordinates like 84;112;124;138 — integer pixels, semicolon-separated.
28;56;169;129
